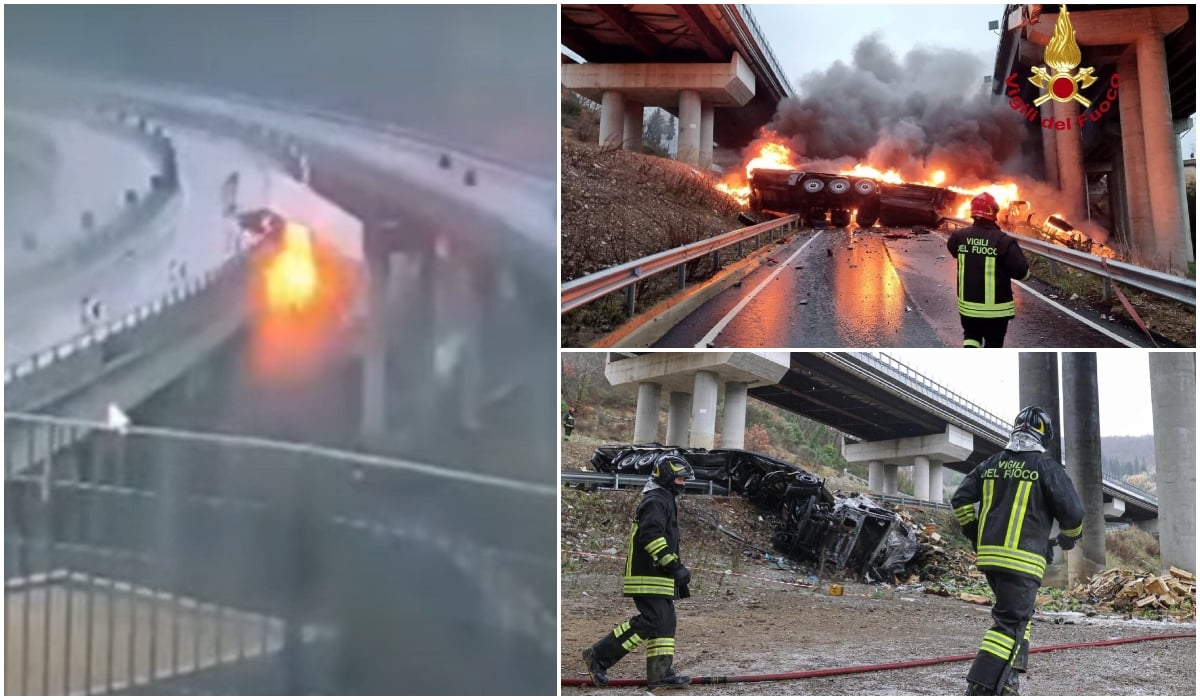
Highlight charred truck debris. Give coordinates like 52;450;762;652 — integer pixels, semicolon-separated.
748;169;969;229
589;444;920;582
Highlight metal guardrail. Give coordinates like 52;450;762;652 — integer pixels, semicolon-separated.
561;214;801;314
942;217;1196;307
561;471;729;495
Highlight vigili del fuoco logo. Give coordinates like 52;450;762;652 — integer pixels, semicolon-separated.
1004;5;1119;130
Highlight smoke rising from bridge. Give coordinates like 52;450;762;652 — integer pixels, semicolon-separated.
765;34;1027;185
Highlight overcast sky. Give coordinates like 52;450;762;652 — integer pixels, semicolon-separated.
878;350;1157;437
746;3;1196;159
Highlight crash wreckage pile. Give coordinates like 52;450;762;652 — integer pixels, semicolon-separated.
590;444;971;584
1071;566;1196;616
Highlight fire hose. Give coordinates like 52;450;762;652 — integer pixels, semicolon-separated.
561;632;1194;687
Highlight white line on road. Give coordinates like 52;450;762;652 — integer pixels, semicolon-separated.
695;231;825;348
1014;280;1139;348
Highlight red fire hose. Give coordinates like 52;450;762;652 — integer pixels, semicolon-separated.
561;632;1194;686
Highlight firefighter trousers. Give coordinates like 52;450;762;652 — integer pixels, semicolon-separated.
589;596;677;668
967;571;1039;689
961;315;1010;348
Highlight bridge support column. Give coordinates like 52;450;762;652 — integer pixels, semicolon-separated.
1137;32;1194;272
1149;353;1195;573
928;459;944;503
700;102;715;169
1018;353;1063;462
868;461;884;494
1063;353;1105;585
666;391;691;447
634;381;662;444
1040;101;1059;188
1053;99;1085;220
720;381;748;449
677;90;702;166
913;455;931;501
361;252;391;442
623;99;644;152
599;90;625;150
689;370;718;449
1117;50;1154;264
882;464;898;496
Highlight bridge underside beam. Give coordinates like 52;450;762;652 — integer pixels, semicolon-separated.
842;425;975;465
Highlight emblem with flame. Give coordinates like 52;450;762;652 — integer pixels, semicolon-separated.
1029;5;1096;107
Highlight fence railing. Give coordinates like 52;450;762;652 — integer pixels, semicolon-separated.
5;413;555;695
561;214;801;315
941;217;1196;306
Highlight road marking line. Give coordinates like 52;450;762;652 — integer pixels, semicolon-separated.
695;231;824;348
1013;280;1138;348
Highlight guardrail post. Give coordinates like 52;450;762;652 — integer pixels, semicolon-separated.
1101;278;1113;304
711;251;719;272
625;286;636;318
737;241;744;258
677;264;686;291
1049;259;1060;277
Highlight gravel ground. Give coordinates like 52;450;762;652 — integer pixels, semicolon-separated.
562;569;1196;696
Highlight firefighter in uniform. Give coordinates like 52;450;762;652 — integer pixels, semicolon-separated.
563;406;576;441
947;192;1031;348
952;406;1085;695
582;451;694;690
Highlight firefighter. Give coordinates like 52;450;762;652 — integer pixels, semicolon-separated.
947;192;1031;348
563;406;576;441
582;451;695;690
952;406;1085;695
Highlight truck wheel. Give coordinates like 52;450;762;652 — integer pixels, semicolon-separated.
856;203;880;227
830;209;851;227
828;178;851;196
802;179;825;194
854;180;878;196
808;208;828;228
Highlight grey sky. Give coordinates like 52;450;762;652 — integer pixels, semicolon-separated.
747;3;1196;158
881;350;1156;437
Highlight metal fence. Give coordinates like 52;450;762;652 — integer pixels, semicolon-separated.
4;413;556;695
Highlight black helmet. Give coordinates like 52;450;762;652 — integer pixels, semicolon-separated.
1012;406;1054;445
651;450;695;493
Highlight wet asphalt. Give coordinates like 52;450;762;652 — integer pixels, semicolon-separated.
655;226;1142;349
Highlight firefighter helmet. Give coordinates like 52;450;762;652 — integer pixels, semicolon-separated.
970;192;1000;221
1012;406;1054;445
652;451;695;493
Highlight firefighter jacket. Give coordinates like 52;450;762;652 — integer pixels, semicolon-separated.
563;412;575;430
622;486;682;598
946;219;1031;319
951;450;1085;581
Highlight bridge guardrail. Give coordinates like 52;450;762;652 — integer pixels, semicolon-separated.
728;5;794;99
942;217;1196;307
561;214;801;315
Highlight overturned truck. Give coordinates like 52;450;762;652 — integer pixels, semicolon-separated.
749;169;966;229
590;444;918;581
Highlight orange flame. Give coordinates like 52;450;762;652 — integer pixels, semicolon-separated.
716;134;797;205
264;222;318;312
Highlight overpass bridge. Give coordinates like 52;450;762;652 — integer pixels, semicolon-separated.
606;351;1159;524
561;4;792;166
4;74;555;695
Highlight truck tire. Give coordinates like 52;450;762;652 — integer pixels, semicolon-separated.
856;203;880;227
854;179;878;196
803;179;825;194
828;178;851;196
830;208;851;228
808;208;828;228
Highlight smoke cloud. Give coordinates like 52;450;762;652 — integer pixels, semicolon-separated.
767;34;1027;185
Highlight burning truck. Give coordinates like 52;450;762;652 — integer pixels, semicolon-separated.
748;168;967;229
588;444;919;582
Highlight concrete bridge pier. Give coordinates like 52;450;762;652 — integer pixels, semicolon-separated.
843;426;974;499
677;90;702;167
633;381;662;444
720;381;748;449
1117;49;1154;263
1149;353;1196;573
599;90;625;150
1062;352;1106;585
666;391;691;446
689;370;719;450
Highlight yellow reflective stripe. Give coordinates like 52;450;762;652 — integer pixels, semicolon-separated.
958;252;966;301
980;640;1014;660
978;480;994;550
646;638;675;657
976;546;1047;577
1009;481;1032;548
646;537;668;556
612;621;631;639
984;630;1015;650
622;575;676;596
963;339;982;348
1005;481;1030;549
987;256;1002;305
626;523;637;578
1060;524;1082;538
659;553;679;567
976;555;1045;577
621;633;645;651
955;504;976;525
958;299;1016;317
977;546;1048;566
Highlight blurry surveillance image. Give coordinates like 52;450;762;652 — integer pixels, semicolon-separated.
4;5;556;695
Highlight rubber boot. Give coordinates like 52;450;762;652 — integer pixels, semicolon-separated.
582;633;626;688
646;655;690;690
